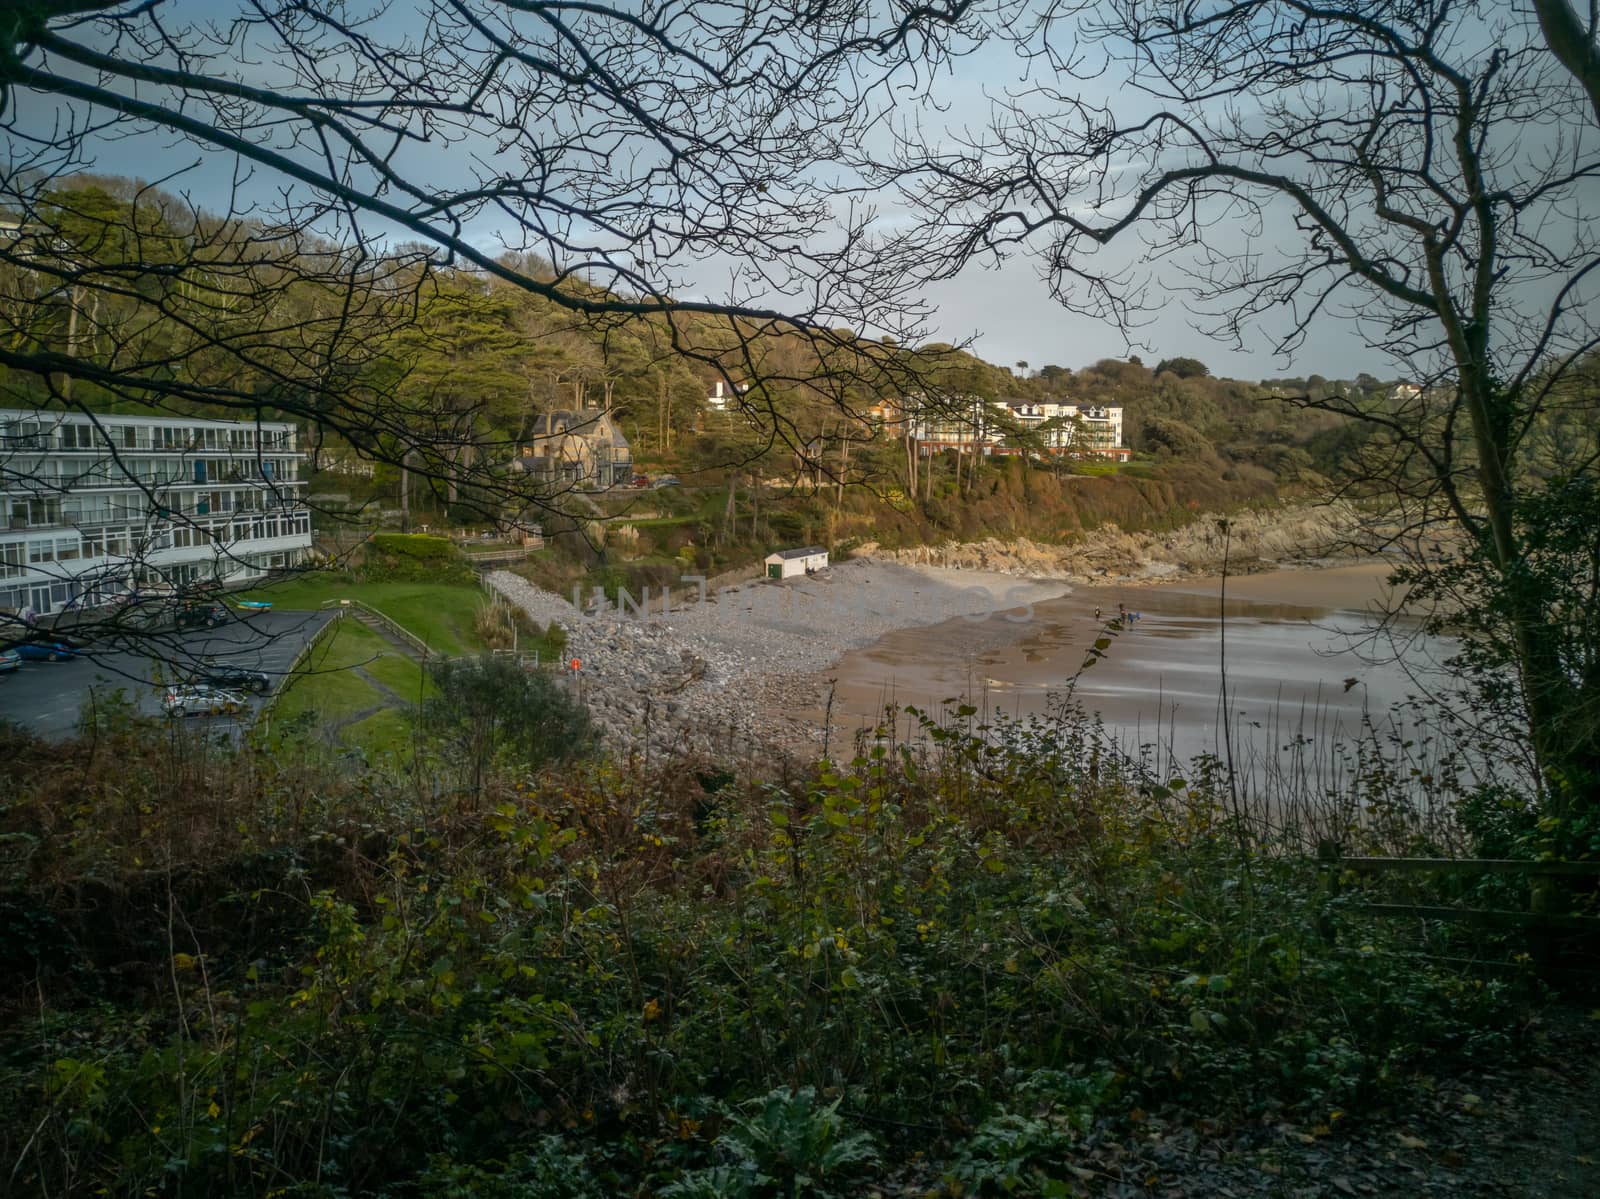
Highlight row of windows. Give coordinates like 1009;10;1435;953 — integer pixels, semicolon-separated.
7;456;301;492
8;484;302;529
0;513;311;577
0;549;306;615
1;418;296;454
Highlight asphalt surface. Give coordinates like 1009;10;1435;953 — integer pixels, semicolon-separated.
0;609;335;740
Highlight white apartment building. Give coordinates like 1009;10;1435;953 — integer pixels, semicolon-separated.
1;409;311;618
906;397;1128;460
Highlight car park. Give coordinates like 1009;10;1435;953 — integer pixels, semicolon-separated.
195;664;271;694
161;685;248;718
176;602;230;630
13;641;80;662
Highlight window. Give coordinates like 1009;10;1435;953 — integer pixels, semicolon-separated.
0;541;22;578
56;537;81;562
27;498;62;526
60;423;97;450
29;540;54;564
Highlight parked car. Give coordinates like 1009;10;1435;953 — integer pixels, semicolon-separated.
176;602;230;630
161;685;248;718
195;664;271;694
13;640;80;662
0;649;19;674
651;475;681;488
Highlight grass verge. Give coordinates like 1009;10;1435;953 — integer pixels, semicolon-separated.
239;575;487;656
267;618;425;757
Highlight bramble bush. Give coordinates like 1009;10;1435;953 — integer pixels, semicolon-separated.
0;703;1540;1196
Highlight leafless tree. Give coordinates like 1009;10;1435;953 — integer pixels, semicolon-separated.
0;0;983;684
867;0;1600;810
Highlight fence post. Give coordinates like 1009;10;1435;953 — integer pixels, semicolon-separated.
1315;839;1342;945
1529;874;1555;975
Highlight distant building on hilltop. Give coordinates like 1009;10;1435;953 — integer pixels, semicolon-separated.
903;396;1129;461
706;379;750;412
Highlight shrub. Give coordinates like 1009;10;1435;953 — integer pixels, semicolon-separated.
362;533;473;583
420;654;595;795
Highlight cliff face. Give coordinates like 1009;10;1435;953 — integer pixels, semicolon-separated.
857;502;1363;583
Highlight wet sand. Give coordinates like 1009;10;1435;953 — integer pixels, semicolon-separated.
777;561;1452;765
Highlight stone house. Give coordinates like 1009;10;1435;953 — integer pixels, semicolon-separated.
513;408;633;489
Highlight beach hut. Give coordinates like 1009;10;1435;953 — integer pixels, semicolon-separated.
764;546;829;579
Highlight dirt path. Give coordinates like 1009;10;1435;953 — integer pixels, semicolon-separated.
318;662;411;741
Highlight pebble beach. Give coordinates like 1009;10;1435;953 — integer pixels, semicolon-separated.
486;561;1069;761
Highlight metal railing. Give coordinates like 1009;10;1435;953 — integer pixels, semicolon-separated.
321;597;431;659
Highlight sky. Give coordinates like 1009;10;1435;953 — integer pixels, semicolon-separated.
7;1;1516;386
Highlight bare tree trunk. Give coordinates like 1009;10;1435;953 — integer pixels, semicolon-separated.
657;369;667;451
60;285;79;402
721;471;736;544
1534;0;1600;124
400;451;411;532
836;431;848;511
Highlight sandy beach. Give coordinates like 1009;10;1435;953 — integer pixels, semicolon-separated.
768;559;1443;766
487;537;1439;771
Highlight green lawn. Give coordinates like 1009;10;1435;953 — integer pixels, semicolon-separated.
265;618;428;760
341;707;417;759
239;575;487;656
365;649;431;703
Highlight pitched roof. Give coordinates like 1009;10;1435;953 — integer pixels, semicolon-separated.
529;409;630;450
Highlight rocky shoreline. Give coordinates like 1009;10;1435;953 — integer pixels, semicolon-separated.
487;504;1372;763
861;502;1365;583
486;561;1068;762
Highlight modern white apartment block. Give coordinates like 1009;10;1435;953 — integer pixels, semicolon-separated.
904;397;1129;460
1;408;311;617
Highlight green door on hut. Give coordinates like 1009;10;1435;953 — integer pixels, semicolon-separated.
767;563;782;579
